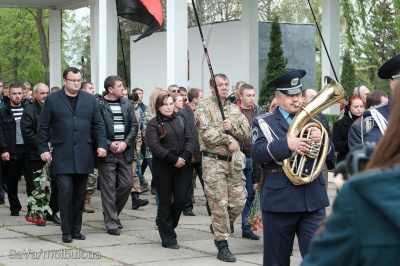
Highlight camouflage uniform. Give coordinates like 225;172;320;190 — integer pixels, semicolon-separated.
196;96;250;241
86;168;98;195
131;127;142;193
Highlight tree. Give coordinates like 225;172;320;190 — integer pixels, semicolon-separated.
259;16;287;106
340;50;356;96
0;8;48;85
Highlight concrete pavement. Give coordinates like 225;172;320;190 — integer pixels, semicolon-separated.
0;172;336;266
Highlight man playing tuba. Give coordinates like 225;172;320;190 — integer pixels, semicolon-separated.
251;69;335;266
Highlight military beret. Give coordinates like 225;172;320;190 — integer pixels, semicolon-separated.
267;69;306;95
378;53;400;79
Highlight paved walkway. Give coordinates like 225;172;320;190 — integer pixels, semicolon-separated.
0;172;336;266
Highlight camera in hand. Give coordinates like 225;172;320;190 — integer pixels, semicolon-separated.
334;144;375;180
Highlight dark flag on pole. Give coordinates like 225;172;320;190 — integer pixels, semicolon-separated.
116;0;164;42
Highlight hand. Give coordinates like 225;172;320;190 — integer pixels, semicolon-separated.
136;147;141;155
228;138;239;152
40;152;52;163
135;109;141;119
109;142;119;154
334;173;345;191
115;142;128;153
223;119;232;131
308;127;322;142
253;183;258;191
174;157;186;168
287;130;311;156
97;148;107;157
1;152;10;161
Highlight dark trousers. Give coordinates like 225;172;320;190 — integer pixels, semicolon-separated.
98;153;133;230
262;209;326;266
184;162;209;214
6;145;34;214
56;174;88;234
153;159;190;246
29;160;59;214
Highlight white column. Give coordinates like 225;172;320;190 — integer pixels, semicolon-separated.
89;0;118;93
321;0;340;114
49;9;62;88
167;1;188;87
242;0;259;100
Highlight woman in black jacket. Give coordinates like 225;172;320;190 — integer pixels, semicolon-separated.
146;92;195;249
332;94;364;164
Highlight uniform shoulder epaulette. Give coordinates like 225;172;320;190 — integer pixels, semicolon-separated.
255;111;274;120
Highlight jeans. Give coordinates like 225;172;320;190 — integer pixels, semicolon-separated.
241;157;254;234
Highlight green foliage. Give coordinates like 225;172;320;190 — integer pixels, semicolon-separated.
340;50;356;96
259;16;287;106
0;8;48;85
325;114;340;131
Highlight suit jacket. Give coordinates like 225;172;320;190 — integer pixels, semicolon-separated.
251;107;334;212
177;105;201;162
302;166;400;266
20;100;42;160
37;89;107;175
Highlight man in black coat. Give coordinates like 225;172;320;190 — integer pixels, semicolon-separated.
177;88;210;217
20;83;60;225
37;67;107;243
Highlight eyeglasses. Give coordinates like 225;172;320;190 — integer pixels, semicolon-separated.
65;78;82;83
172;90;180;93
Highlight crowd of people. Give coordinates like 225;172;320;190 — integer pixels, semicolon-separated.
0;52;399;265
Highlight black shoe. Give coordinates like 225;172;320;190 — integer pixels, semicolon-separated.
107;228;120;235
230;224;234;233
71;232;86;240
117;219;123;229
155;216;159;227
242;231;260;240
183;210;195;216
62;233;73;243
131;192;149;209
0;198;5;205
47;213;61;225
151;187;156;195
36;223;46;226
215;240;236;262
162;243;180;249
210;224;214;234
11;212;19;216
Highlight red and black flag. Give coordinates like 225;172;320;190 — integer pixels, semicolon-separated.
116;0;163;42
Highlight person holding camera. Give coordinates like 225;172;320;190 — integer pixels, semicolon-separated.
302;54;400;266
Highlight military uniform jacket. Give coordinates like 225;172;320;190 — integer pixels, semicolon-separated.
196;96;250;155
251;108;334;212
348;102;389;150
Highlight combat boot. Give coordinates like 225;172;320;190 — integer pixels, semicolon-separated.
131;192;149;210
84;194;95;213
214;240;236;262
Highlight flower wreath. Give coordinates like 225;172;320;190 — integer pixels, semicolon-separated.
25;163;53;225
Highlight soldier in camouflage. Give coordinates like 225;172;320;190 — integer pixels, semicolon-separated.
196;73;250;263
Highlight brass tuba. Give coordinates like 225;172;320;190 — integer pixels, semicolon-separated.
283;76;347;185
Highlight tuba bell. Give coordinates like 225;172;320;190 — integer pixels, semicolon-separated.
283;76;347;185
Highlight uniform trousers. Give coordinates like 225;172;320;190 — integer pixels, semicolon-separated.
262;208;326;266
202;156;246;241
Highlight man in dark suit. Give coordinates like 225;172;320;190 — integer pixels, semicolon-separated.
37;67;107;243
177;88;210;217
251;70;335;266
